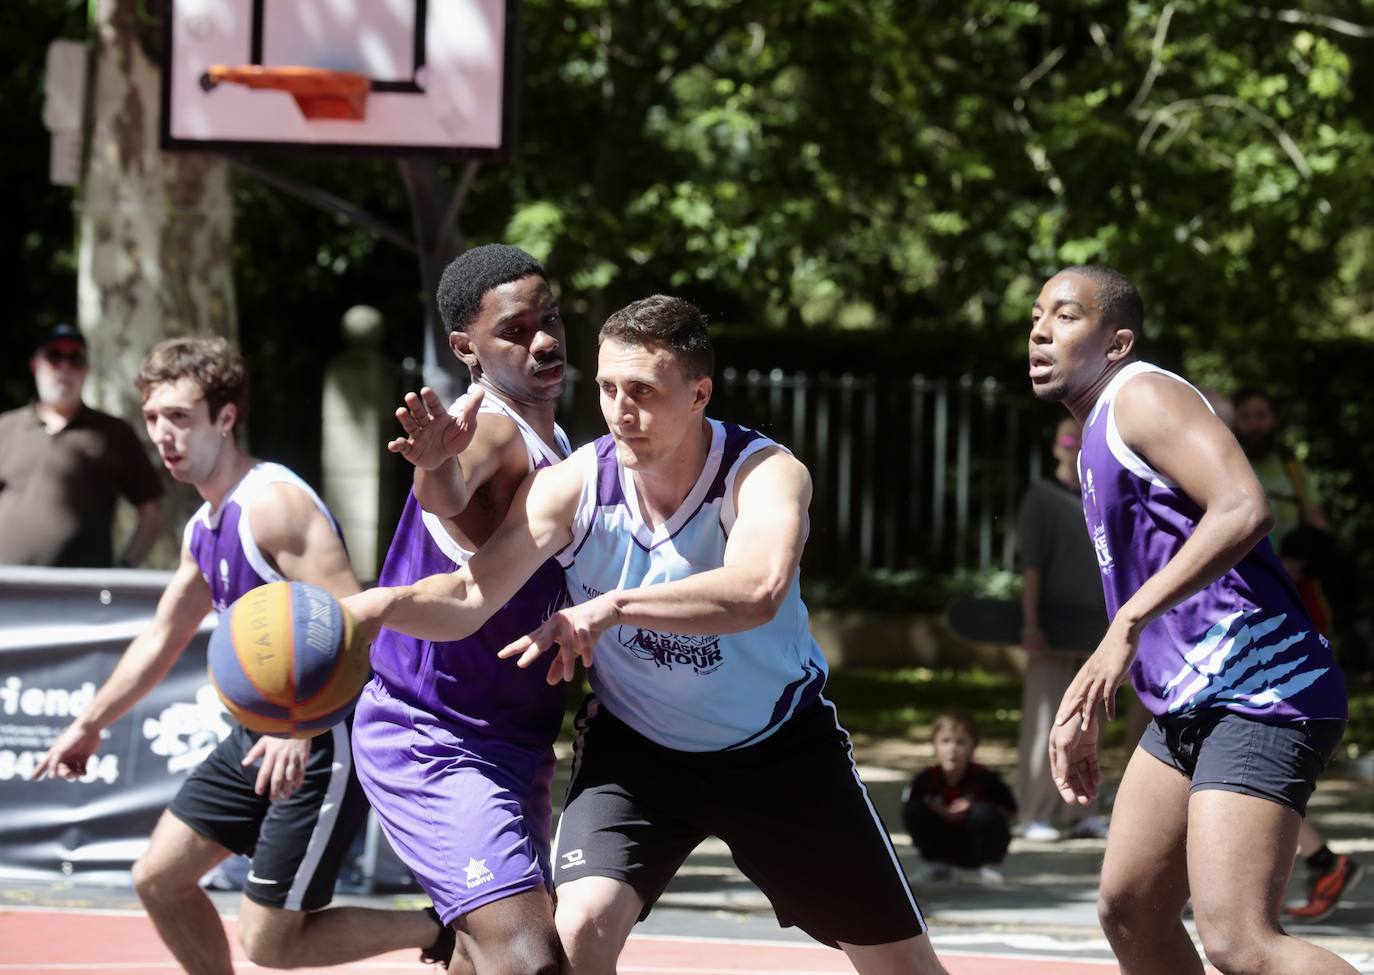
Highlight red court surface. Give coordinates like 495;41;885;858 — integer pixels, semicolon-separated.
0;908;1128;975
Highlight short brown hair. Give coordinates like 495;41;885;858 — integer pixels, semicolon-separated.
930;709;980;746
135;337;249;429
599;295;714;379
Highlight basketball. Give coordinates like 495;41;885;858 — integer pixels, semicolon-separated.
207;581;370;738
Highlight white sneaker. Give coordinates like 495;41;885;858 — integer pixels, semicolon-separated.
977;865;1005;884
913;862;952;882
1020;821;1061;842
1070;815;1109;839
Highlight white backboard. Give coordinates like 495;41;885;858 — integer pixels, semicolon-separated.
162;0;518;157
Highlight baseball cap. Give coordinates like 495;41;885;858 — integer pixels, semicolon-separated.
37;323;86;350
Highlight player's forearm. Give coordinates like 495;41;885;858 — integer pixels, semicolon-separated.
1114;495;1272;636
77;632;185;732
355;571;495;643
604;565;790;635
413;459;473;519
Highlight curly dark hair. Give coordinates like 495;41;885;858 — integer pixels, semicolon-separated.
599;295;714;378
134;336;249;429
436;244;546;333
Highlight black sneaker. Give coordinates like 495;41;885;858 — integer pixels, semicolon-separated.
421;906;456;966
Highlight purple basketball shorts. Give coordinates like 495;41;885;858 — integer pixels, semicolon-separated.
351;681;555;923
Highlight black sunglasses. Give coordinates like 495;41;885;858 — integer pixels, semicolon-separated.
42;348;88;368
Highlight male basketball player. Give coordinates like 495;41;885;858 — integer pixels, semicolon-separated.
349;296;946;975
35;338;450;974
351;244;570;975
1027;266;1352;975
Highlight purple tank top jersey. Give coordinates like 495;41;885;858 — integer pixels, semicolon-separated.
1079;362;1346;722
185;462;341;613
367;391;571;747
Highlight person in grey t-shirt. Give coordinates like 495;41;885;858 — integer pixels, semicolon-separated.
1014;416;1108;840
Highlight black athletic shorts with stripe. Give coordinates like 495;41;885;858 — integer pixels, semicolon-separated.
168;721;368;911
552;696;927;948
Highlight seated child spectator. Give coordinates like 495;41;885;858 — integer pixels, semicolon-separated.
902;709;1017;883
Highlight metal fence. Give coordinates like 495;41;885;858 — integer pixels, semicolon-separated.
709;369;1048;577
412;359;1057;579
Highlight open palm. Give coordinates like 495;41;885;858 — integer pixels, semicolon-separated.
388;386;484;471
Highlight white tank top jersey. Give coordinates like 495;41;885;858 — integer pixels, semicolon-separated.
183;462;339;614
556;419;830;752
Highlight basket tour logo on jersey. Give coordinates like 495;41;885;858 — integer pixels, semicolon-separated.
617;626;724;675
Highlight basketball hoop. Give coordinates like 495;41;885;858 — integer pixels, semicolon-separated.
200;65;369;121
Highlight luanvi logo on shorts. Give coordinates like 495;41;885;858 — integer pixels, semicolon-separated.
616;627;724;675
246;870;279;885
561;849;586;868
464;857;494;889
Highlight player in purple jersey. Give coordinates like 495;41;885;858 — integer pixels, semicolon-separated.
352;244;570;975
1028;266;1353;975
35;338;450;975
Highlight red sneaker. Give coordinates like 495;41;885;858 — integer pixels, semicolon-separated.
1285;854;1364;922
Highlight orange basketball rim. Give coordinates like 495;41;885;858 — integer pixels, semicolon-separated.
201;65;370;121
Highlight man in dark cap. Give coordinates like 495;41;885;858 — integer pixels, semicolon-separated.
0;323;164;567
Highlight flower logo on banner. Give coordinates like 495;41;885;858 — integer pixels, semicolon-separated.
142;685;232;774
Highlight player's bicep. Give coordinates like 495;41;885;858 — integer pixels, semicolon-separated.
723;450;811;582
1117;376;1268;517
251;484;361;598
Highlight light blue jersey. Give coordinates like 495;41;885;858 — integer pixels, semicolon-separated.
556;420;829;752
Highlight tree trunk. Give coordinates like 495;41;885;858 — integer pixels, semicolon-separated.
79;0;237;566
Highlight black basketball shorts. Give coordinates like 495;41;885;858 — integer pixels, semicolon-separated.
551;696;927;948
1140;708;1346;815
168;721;369;911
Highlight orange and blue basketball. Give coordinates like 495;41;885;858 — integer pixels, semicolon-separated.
207;581;370;738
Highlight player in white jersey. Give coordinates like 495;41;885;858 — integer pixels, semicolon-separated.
349;296;947;975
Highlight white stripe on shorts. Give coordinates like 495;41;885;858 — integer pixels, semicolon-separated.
819;695;927;933
284;722;351;911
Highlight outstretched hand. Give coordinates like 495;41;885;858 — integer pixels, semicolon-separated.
388;386;484;470
497;597;619;686
32;721;102;781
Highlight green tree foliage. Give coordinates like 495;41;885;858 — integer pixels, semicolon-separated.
6;1;1374;609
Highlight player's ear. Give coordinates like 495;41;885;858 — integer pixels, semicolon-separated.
216;402;238;437
449;329;479;372
691;375;713;412
1106;327;1136;362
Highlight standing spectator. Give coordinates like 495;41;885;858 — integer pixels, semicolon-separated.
1232;388;1328;544
902;710;1017;883
0;324;164;567
1231;388;1361;921
1014;417;1109;841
